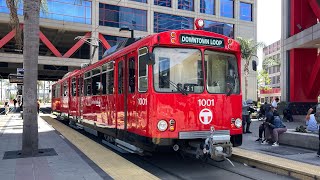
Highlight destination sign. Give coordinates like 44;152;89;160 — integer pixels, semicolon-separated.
8;74;23;84
180;34;225;48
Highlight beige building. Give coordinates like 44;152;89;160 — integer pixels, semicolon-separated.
259;40;281;104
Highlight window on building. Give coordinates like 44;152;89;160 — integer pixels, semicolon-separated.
240;2;252;21
220;0;234;18
0;0;92;24
129;0;147;3
154;12;194;33
99;3;147;31
129;58;135;93
203;20;234;38
154;0;171;7
178;0;194;11
200;0;215;15
138;47;148;92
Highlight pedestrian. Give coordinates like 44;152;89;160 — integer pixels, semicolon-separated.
37;99;40;114
260;104;276;144
283;105;293;122
271;112;287;147
13;98;17;110
272;97;279;109
4;100;9;115
242;100;252;133
305;107;318;132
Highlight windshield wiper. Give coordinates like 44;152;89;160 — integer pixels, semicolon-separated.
162;78;188;95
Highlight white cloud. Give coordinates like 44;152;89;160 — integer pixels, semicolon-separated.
257;0;281;70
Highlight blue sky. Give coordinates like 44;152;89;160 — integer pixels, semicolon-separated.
257;0;281;70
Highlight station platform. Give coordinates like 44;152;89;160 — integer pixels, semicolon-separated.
0;114;158;180
233;120;320;179
0;112;319;180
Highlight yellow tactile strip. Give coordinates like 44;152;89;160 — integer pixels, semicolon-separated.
232;148;320;180
41;116;159;180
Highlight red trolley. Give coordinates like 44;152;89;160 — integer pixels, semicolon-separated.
52;23;244;160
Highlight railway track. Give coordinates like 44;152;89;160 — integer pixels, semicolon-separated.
45;116;291;180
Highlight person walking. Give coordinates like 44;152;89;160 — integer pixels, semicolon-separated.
4;100;9;115
37;99;40;114
13;98;17;110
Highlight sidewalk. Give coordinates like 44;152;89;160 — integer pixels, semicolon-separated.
0;114;110;180
230;119;320;179
242;119;320;166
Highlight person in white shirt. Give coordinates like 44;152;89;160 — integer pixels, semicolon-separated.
272;97;279;109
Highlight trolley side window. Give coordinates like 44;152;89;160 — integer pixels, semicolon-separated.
78;77;83;96
102;61;114;95
84;71;92;96
71;78;76;96
52;85;56;98
56;84;61;98
63;82;68;97
138;47;148;92
129;57;135;93
92;67;101;96
118;61;124;94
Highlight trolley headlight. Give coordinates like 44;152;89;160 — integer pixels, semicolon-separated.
157;120;168;131
235;118;242;128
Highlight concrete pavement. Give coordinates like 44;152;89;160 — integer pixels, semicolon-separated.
232;119;320;179
0;114;110;180
1;112;319;180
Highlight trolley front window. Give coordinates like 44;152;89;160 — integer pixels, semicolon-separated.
153;48;203;93
205;50;240;94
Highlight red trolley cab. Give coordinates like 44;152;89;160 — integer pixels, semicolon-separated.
52;23;244;161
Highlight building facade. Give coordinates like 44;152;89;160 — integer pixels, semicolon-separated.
281;0;320;103
0;0;258;100
259;40;281;104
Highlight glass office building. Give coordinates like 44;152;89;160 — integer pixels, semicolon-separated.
0;0;258;101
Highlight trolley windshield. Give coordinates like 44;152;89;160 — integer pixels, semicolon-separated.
153;47;204;93
205;50;240;94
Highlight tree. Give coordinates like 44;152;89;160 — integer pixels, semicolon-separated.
6;0;82;156
21;0;41;156
262;57;280;70
236;37;265;100
257;69;271;90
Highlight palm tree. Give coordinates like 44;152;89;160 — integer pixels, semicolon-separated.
236;37;265;100
6;0;82;156
21;0;41;156
262;57;281;70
